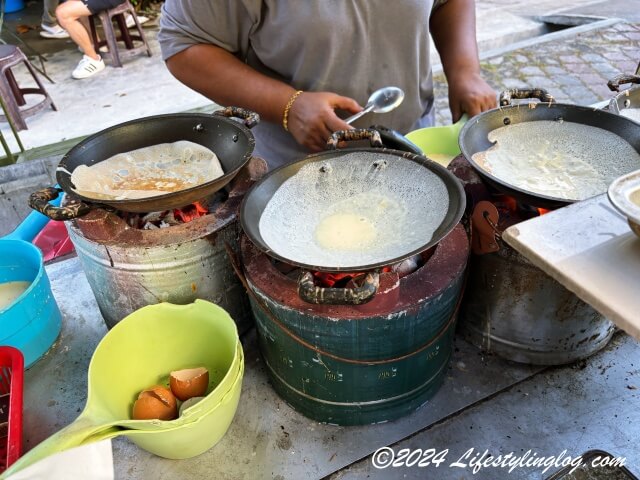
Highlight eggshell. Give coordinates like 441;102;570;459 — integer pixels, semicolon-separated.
132;385;178;420
179;396;206;417
169;367;209;401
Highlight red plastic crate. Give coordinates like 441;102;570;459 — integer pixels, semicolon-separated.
0;346;24;473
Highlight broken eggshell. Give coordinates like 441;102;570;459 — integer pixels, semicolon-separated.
169;367;209;401
132;385;178;421
179;396;206;417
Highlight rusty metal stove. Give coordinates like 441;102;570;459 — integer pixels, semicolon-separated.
64;157;267;332
449;156;615;365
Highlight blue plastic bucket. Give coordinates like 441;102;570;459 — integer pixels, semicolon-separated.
4;0;25;13
0;196;63;368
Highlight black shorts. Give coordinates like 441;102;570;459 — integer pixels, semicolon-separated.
82;0;125;14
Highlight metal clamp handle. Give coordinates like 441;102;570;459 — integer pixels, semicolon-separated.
326;128;384;150
499;88;555;106
29;187;92;221
213;106;260;129
607;74;640;92
297;270;379;305
369;125;422;154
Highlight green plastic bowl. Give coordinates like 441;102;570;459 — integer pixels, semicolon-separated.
87;300;242;424
2;300;244;477
405;115;467;166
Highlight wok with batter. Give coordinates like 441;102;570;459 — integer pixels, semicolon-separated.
459;88;640;209
240;129;465;304
29;107;259;220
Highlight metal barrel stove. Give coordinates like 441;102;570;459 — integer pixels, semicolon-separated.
241;225;469;426
459;241;615;365
66;197;253;333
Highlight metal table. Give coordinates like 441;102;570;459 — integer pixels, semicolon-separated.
20;256;640;479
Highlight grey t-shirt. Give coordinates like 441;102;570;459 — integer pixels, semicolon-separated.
159;1;445;168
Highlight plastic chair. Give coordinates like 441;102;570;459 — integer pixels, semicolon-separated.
88;0;151;68
0;44;56;131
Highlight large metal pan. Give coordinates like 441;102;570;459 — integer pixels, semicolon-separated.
608;73;640;122
29;107;259;220
240;129;465;305
459;88;640;209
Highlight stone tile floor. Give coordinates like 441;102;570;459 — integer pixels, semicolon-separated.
434;22;640;125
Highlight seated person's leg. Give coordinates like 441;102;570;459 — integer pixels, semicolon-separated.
56;0;105;78
41;0;70;39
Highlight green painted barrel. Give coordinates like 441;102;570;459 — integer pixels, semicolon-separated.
241;225;468;425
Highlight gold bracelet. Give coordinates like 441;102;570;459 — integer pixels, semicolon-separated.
282;90;303;132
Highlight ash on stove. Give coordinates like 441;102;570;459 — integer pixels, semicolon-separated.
116;190;228;229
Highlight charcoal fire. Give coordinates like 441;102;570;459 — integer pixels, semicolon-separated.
117;201;210;229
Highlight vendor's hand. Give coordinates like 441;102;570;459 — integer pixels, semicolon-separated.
288;92;362;151
447;72;497;122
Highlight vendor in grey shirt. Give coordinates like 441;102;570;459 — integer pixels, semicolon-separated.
159;0;495;169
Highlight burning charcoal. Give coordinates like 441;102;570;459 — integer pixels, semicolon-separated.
174;202;208;223
113;201;211;231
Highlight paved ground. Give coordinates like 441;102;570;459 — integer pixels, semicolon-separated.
434;21;640;124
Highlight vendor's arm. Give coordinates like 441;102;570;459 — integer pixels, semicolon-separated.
430;0;496;121
166;45;361;152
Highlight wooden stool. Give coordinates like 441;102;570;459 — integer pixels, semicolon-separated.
88;0;152;68
0;45;56;131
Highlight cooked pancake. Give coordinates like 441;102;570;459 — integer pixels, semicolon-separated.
71;141;224;200
472;121;640;201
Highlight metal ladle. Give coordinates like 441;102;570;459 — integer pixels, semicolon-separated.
345;86;405;124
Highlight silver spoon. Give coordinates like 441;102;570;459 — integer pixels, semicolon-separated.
345;86;405;124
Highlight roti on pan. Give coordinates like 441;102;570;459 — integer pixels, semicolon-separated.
70;141;224;200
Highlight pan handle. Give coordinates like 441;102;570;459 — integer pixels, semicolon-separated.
326;128;384;150
607;74;640;92
29;187;92;221
499;88;555;106
297;271;379;305
213;106;260;129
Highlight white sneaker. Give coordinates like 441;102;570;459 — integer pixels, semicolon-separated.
125;14;149;29
72;55;106;79
40;23;70;39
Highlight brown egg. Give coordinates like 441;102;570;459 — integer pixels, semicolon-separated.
132;385;178;420
169;367;209;401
